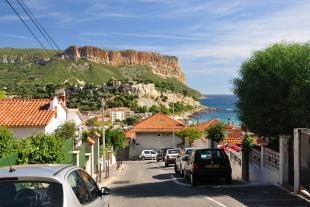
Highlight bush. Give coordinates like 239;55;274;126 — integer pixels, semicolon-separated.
176;128;202;144
106;129;126;149
54;122;76;140
205;122;225;144
0;127;16;158
17;134;64;164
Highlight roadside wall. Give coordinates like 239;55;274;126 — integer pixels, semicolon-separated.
227;149;242;180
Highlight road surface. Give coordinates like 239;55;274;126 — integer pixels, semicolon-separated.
107;160;309;207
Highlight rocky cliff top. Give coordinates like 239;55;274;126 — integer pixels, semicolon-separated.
63;45;185;82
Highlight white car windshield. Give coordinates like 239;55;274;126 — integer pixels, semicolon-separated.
0;181;63;207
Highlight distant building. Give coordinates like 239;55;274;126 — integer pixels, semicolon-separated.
128;113;185;159
106;107;134;123
0;97;83;138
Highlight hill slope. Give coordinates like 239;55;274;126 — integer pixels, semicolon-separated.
0;47;200;99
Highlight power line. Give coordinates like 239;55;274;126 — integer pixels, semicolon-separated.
16;0;55;50
4;0;48;52
18;0;62;51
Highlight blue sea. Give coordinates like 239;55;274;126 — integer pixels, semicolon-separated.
192;95;240;126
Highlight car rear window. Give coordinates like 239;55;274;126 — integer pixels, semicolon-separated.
0;181;63;207
168;149;180;154
195;150;226;161
185;149;193;155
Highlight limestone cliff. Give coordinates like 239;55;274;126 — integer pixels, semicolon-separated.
63;45;185;83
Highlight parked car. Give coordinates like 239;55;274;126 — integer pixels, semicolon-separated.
0;164;110;207
164;148;180;167
156;148;172;162
183;148;232;186
175;148;195;175
139;150;158;160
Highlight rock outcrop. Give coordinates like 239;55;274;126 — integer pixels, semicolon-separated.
64;45;185;82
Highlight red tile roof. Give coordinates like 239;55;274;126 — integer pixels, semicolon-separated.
0;99;55;127
190;119;220;132
132;113;185;133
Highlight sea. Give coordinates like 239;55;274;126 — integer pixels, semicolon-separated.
191;95;240;126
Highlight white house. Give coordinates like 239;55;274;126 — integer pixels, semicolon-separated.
0;97;83;138
128;113;185;159
106;107;134;123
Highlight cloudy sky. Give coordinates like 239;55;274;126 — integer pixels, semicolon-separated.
1;0;309;94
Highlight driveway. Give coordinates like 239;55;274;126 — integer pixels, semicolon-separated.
107;160;309;207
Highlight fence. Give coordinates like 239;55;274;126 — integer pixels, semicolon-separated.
249;147;279;183
60;138;74;164
227;149;242;180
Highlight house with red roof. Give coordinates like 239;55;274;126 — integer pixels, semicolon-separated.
0;96;84;138
128;113;185;159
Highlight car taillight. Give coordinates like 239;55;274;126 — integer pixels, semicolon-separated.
192;163;199;169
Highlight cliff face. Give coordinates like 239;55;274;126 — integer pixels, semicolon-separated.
64;45;185;82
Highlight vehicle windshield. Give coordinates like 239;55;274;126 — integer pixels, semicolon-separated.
195;150;226;161
0;181;63;207
168;149;180;154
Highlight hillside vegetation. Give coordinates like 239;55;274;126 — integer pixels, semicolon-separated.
0;48;200;99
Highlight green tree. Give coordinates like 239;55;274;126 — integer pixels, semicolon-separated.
233;42;310;137
205;122;225;147
0;91;6;99
123;116;139;126
105;129;126;149
0;127;16;158
176;128;203;145
17;134;64;164
54;122;76;140
86;117;102;128
241;134;254;181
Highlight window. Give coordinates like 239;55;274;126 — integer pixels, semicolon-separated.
79;170;101;200
0;181;63;207
144;151;150;154
67;171;91;204
151;151;156;154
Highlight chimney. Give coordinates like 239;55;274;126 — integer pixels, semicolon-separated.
55;88;66;105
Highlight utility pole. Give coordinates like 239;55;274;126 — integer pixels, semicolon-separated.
172;83;176;148
101;99;106;171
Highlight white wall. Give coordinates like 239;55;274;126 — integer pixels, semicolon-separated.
10;127;45;138
45;98;67;134
129;132;182;159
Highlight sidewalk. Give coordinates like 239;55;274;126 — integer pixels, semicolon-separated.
98;163;125;188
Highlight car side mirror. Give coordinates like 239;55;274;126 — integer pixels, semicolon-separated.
100;187;110;196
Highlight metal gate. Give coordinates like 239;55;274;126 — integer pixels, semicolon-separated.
300;130;310;191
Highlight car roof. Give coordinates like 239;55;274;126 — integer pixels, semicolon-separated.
0;164;75;178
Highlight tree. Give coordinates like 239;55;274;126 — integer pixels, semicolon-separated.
124;116;139;126
0;127;16;158
17;134;64;164
205;122;225;147
241;134;254;181
86;117;102;128
233;42;310;137
105;129;126;149
176;128;203;145
54;122;77;140
0;91;6;99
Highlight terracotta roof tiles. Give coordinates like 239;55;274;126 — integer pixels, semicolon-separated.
0;98;55;127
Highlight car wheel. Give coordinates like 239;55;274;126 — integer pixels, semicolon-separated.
141;156;146;160
165;162;169;167
191;173;197;186
174;164;179;174
157;159;159;162
226;175;232;184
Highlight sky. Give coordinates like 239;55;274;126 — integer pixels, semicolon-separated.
0;0;309;94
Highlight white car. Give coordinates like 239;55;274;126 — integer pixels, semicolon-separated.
139;150;158;160
164;148;180;167
0;164;110;207
175;148;195;175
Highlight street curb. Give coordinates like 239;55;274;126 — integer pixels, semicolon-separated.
275;184;310;204
99;164;125;187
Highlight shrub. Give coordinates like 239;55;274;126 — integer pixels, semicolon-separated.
17;134;64;164
0;127;16;158
176;128;203;144
205;122;225;144
54;122;77;140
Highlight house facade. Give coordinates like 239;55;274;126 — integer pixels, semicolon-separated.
0;97;83;138
128;113;185;159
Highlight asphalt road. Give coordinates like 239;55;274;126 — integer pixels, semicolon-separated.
108;160;309;207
